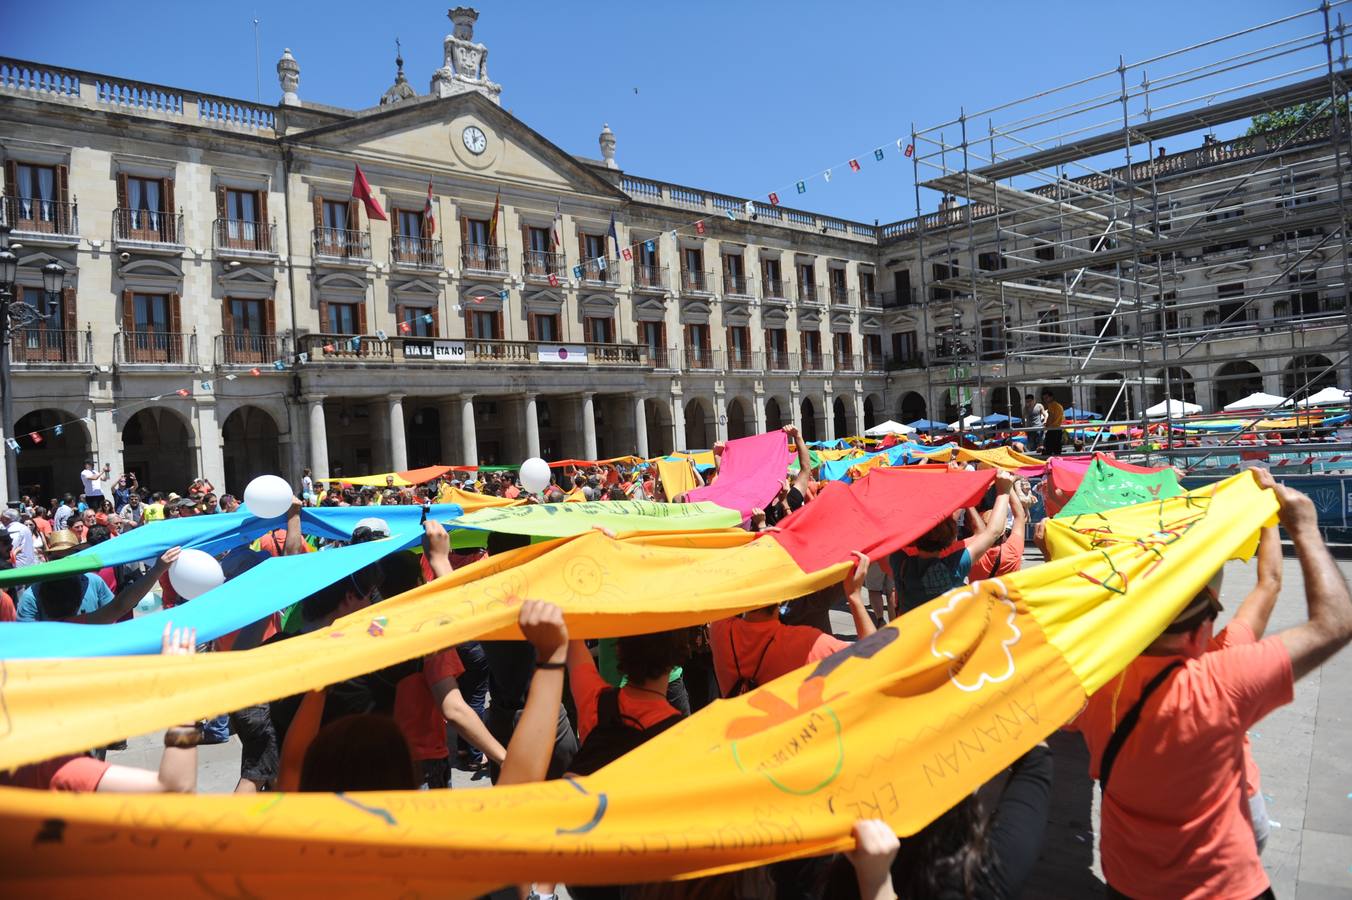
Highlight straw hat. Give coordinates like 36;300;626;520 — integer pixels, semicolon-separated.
44;529;82;555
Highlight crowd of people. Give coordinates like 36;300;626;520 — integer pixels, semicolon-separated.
1;426;1351;900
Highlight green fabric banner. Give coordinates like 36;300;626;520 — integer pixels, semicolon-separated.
1054;458;1183;519
454;500;742;537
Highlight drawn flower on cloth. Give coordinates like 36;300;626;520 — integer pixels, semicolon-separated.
482;571;531;611
929;579;1022;693
724;678;846;740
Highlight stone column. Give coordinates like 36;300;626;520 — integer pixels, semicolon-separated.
91;403;121;479
194;399;227;494
523;394;541;459
671;391;686;451
387;393;408;472
632;395;649;459
754;392;767;434
438;397;459;466
714;393;728;443
789;386;802;432
304;395;329;479
853;391;866;436
581;392;598;460
823;391;836;441
460;395;478;467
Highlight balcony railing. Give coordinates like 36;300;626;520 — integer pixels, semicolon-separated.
461;243;508;274
10;328;91;365
680;269;713;294
391;234;443;269
313;227;371;263
648;346;672;368
723;272;752;296
2;196;79;240
861;290;883;308
834;352;857;372
582;259;615;284
767;349;795;371
762;278;789;301
798;282;818;303
114;207;183;247
523;249;565;281
802;350;826;371
829;284;853;305
116;330;197;366
215;333;289;366
634;264;667;291
685;346;716;369
726;347;756;370
214;218;275;255
297;334;654;368
864;353;886;372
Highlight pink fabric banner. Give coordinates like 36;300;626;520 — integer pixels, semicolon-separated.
686;431;795;519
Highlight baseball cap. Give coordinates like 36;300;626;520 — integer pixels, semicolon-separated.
351;517;391;543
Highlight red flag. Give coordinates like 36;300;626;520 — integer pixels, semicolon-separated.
621;247;632;261
423;180;436;236
695;220;705;235
250;367;261;377
547;273;559;287
768;192;780;206
351;164;388;222
28;432;42;445
176;389;189;397
323;344;335;352
904;143;914;157
848;159;861;172
399;321;411;334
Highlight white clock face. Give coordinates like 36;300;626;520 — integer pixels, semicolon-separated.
462;126;487;155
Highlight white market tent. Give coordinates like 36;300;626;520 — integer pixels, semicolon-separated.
1222;392;1292;412
1145;398;1203;418
948;415;983;430
1297;386;1351;407
863;419;916;436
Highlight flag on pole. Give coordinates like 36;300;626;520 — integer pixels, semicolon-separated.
351;164;388;221
551;200;564;251
488;188;501;244
423;180;437;236
769;192;780;205
849;159;861;172
607;213;620;257
873;148;885;161
695;221;706;235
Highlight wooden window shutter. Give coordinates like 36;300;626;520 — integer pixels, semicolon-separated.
430;305;440;337
578;227;586;261
526;312;535;341
169;293;182;334
312;194;323;228
395;304;406;334
216;185;227;220
495;309;503;339
258;188;269;223
221;297;235;335
3;160;16;199
115;173;129;211
121;290;135;334
56;164;69;203
347;199;360;230
459;215;468;246
356;301;368;335
161;176;175;215
264;297;276;337
703;325;711;351
318;300;330;333
61;286;77;357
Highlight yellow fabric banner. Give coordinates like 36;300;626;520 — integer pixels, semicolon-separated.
922;445;1044;470
435;483;527;510
0;472;1277;896
655;457;699;499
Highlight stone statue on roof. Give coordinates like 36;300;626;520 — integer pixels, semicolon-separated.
431;7;502;105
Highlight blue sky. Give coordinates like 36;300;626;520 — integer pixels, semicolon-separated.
4;0;1316;223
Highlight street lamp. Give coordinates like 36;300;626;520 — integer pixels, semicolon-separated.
0;223;66;501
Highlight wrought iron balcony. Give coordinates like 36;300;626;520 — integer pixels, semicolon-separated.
829;283;853;305
723;272;753;297
761;278;789;301
798;282;819;303
114;207;183;247
10;328;91;366
2;196;79;241
766;349;796;371
680;269;713;294
215;333;290;366
313;227;371;264
633;264;667;291
115;330;197;366
391;234;443;269
684;346;716;369
214;218;275;256
523;249;565;281
461;243;508;275
582;258;615;284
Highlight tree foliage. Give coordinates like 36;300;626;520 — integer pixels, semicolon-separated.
1247;98;1349;135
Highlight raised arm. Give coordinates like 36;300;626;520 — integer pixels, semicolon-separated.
1230;524;1282;638
283;497;305;556
844;551;876;638
784;424;813;495
79;547;180;625
964;471;1015;560
1255;469;1352;681
498;601;569;786
422;519;453;579
429;671;507;766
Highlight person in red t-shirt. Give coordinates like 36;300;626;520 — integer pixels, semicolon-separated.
709;551;873;697
1069;469;1352;900
967;478;1029;583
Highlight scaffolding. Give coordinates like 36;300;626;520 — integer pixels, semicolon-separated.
888;2;1352;450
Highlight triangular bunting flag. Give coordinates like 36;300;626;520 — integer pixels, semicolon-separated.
421;314;434;324
399;321;411;333
743;200;755;216
644;240;655;253
323;344;335;353
273;360;286;371
200;381;212;391
824;169;832;182
725;208;736;221
375;329;388;341
498;289;509;301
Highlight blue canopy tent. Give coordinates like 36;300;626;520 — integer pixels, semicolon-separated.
1064;408;1102;419
981;413;1022;426
906;419;948;431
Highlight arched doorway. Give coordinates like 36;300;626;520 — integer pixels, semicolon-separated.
323;400;374;478
1213;361;1264;410
644;397;674;456
800;397;818;442
833;397;851;439
899;391;926;423
1283;354;1336;400
1150;367;1196;405
764;397;785;431
726;397;752;440
222;406;280;493
987;386;1020;419
405;405;442;468
863;394;881;430
122;407;193;494
684;398;712;449
1092;374;1127;420
14;409;90;502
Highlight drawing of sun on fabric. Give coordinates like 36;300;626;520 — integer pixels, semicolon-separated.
930;580;1022;693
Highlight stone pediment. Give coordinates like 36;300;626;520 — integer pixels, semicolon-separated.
293;92;625;202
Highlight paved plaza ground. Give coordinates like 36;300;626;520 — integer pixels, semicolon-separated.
113;551;1352;898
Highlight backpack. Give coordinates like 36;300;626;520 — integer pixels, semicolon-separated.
726;630;776;697
568;688;682;775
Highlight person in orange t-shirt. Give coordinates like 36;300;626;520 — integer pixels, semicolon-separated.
1069;471;1352;900
709;551;873;697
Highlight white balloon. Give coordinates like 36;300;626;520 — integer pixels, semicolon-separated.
519;456;552;494
168;548;225;600
243;474;293;519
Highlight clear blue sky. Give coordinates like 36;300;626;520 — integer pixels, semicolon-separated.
4;0;1314;223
